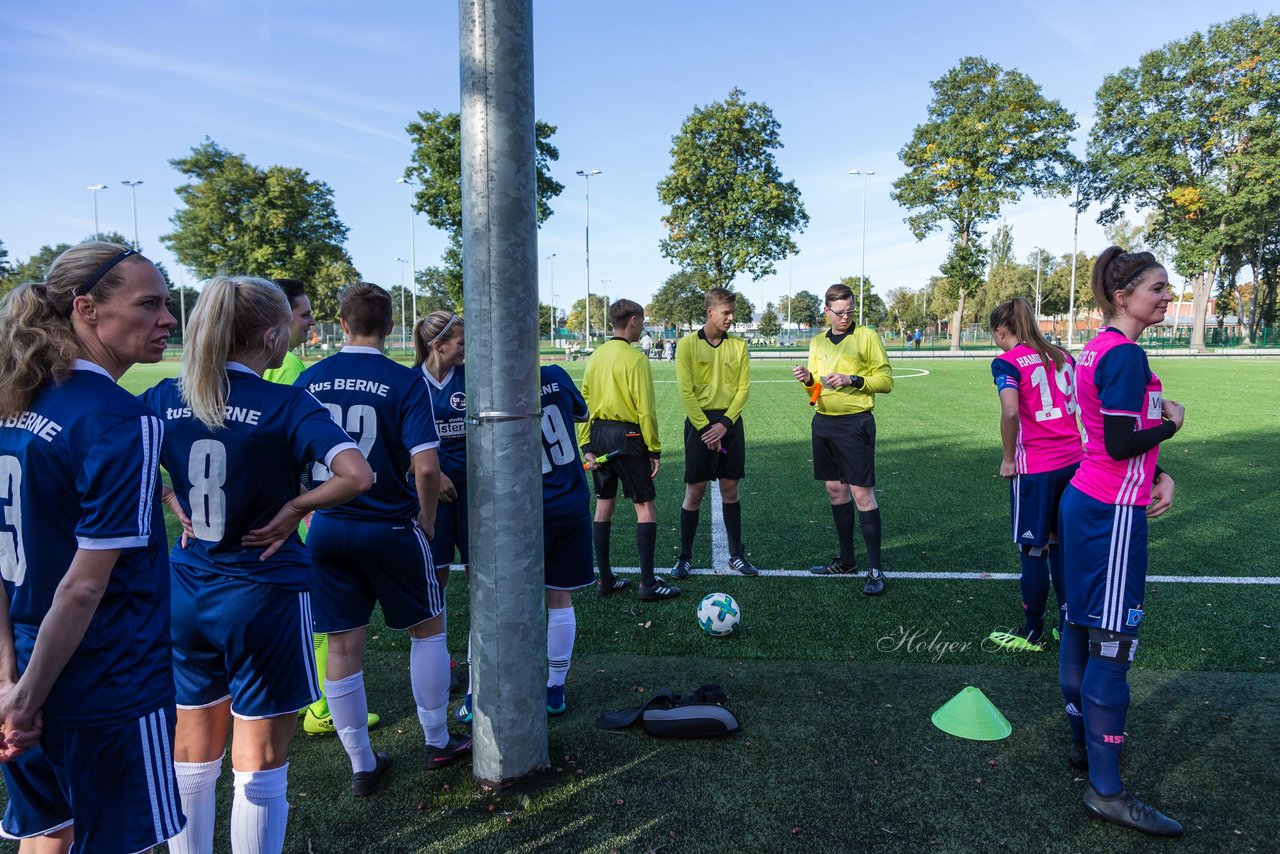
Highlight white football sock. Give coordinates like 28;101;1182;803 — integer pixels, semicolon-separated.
412;633;451;748
546;606;576;689
230;764;289;854
325;671;376;774
169;753;224;854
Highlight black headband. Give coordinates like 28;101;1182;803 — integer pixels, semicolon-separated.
1112;260;1161;295
64;249;138;317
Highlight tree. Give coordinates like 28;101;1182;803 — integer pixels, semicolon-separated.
1086;14;1280;351
657;88;808;287
565;294;609;340
403;110;564;312
886;287;925;332
1103;216;1149;253
648;270;709;329
414;264;459;316
893;56;1078;349
839;276;887;328
778;289;821;327
758;302;781;339
0;240;10;280
162;139;359;321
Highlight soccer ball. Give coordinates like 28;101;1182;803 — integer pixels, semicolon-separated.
697;593;741;637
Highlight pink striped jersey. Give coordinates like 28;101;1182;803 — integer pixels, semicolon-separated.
991;345;1083;474
1070;328;1163;506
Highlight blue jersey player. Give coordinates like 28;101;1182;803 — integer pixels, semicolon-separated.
1057;248;1184;838
455;364;595;723
300;283;471;794
142;276;373;854
0;243;185;853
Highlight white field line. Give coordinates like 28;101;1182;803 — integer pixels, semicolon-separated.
710;481;727;569
578;566;1280;585
651;369;930;384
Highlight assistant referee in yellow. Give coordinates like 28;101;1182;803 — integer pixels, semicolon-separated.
579;299;679;601
792;282;894;594
672;287;756;578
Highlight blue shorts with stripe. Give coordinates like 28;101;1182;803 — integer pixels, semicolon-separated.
1059;484;1148;635
171;564;320;718
1010;462;1078;549
430;483;469;568
1;707;184;852
545;515;594;591
309;514;445;632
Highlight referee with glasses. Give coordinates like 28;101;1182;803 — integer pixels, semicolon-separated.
672;287;756;578
793;282;894;595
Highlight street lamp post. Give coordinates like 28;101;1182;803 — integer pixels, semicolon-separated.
848;169;875;326
121;180;144;249
395;257;408;353
1068;186;1081;347
600;279;611;319
86;184;108;240
575;169;602;346
395;177;419;331
546;253;557;342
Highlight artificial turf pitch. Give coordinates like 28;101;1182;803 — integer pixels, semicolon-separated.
3;356;1274;853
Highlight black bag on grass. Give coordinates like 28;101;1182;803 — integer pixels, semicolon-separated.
595;684;741;738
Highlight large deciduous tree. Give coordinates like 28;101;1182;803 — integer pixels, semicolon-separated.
757;303;781;339
403;110;564;312
162;139;358;321
778;289;822;328
893;56;1078;349
1086;13;1280;350
649;270;711;329
657;88;808;287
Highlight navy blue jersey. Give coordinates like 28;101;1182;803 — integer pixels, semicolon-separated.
140;363;357;590
423;364;466;482
298;347;440;521
0;361;172;726
540;364;590;525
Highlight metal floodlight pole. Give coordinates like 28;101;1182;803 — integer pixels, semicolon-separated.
459;0;547;785
848;169;875;326
396;177;419;331
576;169;601;344
1034;250;1042;320
121;180;144;249
546;253;556;340
395;258;408;352
1068;186;1080;347
87;184;107;240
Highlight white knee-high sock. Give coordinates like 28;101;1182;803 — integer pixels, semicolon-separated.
325;671;375;773
169;753;224;854
412;633;452;748
546;606;576;688
230;764;289;854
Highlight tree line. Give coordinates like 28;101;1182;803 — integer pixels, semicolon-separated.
2;14;1275;352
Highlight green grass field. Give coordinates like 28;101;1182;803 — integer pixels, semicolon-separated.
7;357;1275;853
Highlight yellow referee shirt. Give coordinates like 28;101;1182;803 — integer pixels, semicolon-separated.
804;327;893;415
578;338;661;455
675;329;750;430
262;350;306;386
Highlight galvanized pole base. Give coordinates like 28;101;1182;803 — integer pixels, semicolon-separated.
458;0;549;786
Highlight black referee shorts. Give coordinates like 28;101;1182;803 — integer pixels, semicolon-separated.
811;411;876;487
684;410;746;483
589;420;656;504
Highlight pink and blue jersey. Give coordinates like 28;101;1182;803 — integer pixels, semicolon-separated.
991;345;1083;474
1070;328;1163;507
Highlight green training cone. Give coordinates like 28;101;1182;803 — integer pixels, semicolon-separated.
931;685;1012;741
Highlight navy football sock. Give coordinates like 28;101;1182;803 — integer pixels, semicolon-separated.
1081;656;1131;796
592;521;612;580
637;522;658;587
1058;622;1088;747
831;502;856;565
1019;549;1050;639
1047;543;1066;631
858;507;882;569
722;501;743;558
678;508;699;561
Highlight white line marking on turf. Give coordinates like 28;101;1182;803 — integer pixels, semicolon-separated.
598;566;1280;584
710;481;727;570
652;371;929;384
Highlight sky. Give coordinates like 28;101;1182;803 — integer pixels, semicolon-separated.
1;1;1271;314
